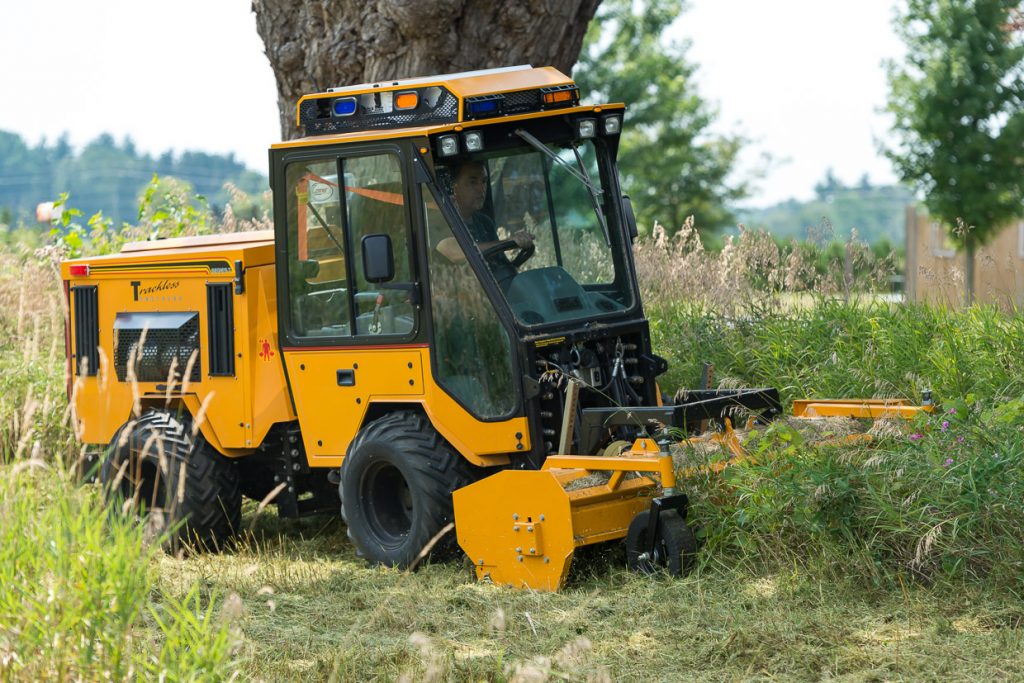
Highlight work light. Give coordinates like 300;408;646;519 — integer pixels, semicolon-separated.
463;131;484;152
577;118;597;139
602;114;622;135
438;134;459;157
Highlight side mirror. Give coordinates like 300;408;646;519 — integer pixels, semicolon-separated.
299;259;320;281
620;195;638;242
362;233;395;283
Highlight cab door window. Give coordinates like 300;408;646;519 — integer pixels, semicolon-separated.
285;152;415;339
285;159;351;338
345;154;415;335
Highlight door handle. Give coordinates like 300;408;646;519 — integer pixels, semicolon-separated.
337;369;356;386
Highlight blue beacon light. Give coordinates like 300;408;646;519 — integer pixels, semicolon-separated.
333;97;358;116
468;99;499;115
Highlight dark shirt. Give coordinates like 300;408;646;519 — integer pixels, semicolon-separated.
466;212;517;290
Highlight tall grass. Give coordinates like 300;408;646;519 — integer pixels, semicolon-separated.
0;465;240;680
0;243;241;679
5;195;1024;678
638;222;1024;589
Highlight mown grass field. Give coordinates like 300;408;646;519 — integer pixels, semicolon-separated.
2;226;1024;681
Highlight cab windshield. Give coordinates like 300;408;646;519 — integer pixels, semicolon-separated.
436;139;634;327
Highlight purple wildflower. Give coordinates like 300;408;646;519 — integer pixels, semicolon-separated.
948;408;957;415
957;435;965;443
941;420;950;431
909;433;924;441
944;458;954;467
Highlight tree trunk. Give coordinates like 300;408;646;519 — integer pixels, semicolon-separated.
252;0;603;140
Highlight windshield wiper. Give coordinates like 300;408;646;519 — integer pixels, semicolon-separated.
515;129;611;246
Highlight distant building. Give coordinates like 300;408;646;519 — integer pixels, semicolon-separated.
905;206;1024;308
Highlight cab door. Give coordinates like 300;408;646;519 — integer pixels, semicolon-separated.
275;145;425;467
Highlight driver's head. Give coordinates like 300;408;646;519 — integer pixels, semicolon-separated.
450;160;487;220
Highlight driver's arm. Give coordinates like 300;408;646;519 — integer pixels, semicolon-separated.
436;236;466;263
437;232;533;262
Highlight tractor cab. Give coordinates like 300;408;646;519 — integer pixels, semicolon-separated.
271;65;659;464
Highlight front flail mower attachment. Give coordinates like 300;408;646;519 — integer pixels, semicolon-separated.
454;438;690;591
454;389;936;591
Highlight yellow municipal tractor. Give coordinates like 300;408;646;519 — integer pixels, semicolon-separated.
61;66;929;590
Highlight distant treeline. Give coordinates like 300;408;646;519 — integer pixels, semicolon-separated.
737;170;917;247
0;131;268;226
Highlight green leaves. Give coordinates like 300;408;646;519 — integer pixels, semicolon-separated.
574;0;749;235
885;0;1024;276
46;174;216;258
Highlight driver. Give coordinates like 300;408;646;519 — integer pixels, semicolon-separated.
437;160;534;290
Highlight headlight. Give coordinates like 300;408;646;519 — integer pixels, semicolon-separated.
577;118;597;139
602;114;622;135
438;134;459;157
463;131;484;152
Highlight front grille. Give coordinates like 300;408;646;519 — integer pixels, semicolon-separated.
114;311;200;383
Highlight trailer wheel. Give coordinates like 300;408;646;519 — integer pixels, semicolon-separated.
625;510;697;577
101;409;241;551
340;411;477;568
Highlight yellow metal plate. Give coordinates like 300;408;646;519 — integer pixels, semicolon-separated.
454;469;657;591
455;470;576;591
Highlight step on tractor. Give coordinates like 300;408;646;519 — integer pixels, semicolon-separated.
62;66;931;590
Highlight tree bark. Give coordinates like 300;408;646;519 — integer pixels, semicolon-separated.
252;0;602;139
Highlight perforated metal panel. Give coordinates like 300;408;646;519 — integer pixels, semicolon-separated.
301;88;459;136
502;89;543;115
114;312;200;383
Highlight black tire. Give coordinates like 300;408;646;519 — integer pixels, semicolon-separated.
339;411;479;568
625;509;697;577
101;409;241;551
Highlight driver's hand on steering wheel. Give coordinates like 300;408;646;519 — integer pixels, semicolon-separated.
512;230;535;249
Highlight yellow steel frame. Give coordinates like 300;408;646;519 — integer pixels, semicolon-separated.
281;345;526;469
792;398;934;419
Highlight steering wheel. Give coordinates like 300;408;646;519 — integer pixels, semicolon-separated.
481;239;535;268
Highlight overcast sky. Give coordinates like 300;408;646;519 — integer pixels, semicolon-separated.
0;0;905;208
